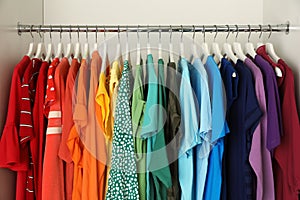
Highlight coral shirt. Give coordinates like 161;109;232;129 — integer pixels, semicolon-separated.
58;58;80;200
42;58;70;200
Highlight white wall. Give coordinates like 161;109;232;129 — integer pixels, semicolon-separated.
44;0;263;25
43;0;265;75
263;0;300;114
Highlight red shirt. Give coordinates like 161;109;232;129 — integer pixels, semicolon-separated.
32;61;49;200
257;46;300;200
17;58;42;200
0;56;30;170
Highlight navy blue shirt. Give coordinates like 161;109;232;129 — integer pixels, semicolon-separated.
219;58;239;200
225;60;262;200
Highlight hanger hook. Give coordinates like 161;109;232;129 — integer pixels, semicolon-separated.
38;25;43;43
86;26;89;42
226;25;230;42
38;25;42;39
159;25;162;44
49;25;52;43
235;25;239;41
169;25;172;43
30;25;34;42
181;25;184;42
214;25;218;42
268;24;272;40
69;25;72;43
126;26;128;42
248;25;251;42
60;25;62;42
137;25;140;43
202;25;206;43
259;24;263;39
95;25;98;43
103;26;106;41
192;25;196;42
147;25;150;44
117;25;120;42
77;26;80;42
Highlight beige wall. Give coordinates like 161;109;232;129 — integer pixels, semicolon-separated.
0;0;43;199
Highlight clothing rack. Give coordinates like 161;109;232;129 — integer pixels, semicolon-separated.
16;22;297;36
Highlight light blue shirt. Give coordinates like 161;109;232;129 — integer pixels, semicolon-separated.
203;56;229;200
178;58;198;200
190;58;212;200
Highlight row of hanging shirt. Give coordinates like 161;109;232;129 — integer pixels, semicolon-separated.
0;28;299;200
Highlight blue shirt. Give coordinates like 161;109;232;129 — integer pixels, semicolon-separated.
178;58;198;200
203;56;230;200
189;58;212;200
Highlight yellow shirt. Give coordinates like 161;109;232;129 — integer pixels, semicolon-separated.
109;61;121;130
95;72;111;140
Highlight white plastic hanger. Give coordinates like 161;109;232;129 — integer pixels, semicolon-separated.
147;25;151;55
55;26;64;59
211;25;223;64
266;43;280;62
266;25;282;77
191;25;199;61
64;26;74;59
26;25;37;58
201;26;210;64
125;26;129;61
93;26;99;51
223;25;238;64
45;26;54;63
101;27;107;73
244;25;257;58
232;25;247;61
158;26;163;60
74;26;81;60
180;25;185;59
115;26;122;62
169;26;175;63
82;26;90;60
136;25;141;66
34;25;46;60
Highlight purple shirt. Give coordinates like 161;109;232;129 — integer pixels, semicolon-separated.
244;58;275;200
253;55;282;151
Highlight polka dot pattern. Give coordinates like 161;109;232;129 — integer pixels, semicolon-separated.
105;61;140;200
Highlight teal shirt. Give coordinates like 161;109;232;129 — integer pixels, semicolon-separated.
141;55;172;200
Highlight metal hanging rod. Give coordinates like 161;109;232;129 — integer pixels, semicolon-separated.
17;22;294;35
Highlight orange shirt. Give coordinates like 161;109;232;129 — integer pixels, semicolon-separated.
81;51;107;200
42;58;70;200
67;59;89;200
59;58;80;200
